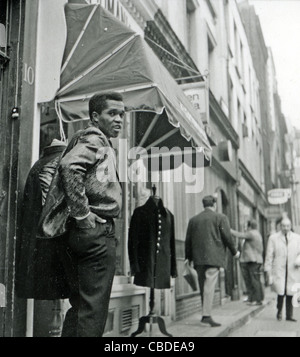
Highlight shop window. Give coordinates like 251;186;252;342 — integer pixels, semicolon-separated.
40;102;64;155
0;1;9;59
0;0;9;115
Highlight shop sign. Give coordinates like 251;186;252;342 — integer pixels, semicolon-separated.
268;189;291;205
180;81;209;124
265;206;282;218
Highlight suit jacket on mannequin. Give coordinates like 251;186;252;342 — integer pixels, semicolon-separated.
128;196;177;289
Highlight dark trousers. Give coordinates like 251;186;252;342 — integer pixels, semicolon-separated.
60;219;116;337
240;262;264;302
277;295;293;319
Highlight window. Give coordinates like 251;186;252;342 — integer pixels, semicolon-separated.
240;42;244;81
187;0;199;13
229;80;237;129
242;113;248;138
186;0;199;54
0;1;9;59
0;1;10;126
208;35;215;79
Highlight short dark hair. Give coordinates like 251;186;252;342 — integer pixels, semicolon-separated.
89;92;124;119
247;219;257;229
202;195;217;208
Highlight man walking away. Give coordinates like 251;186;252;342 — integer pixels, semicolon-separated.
231;219;264;306
185;195;240;327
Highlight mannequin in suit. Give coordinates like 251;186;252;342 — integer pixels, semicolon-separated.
128;187;177;288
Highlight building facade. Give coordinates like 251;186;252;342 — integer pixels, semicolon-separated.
238;0;293;241
0;0;296;337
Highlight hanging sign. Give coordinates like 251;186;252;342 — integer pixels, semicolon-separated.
268;189;291;205
180;81;209;124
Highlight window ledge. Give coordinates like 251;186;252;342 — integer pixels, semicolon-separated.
111;276;146;298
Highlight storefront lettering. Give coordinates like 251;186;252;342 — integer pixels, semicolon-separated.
181;82;209;124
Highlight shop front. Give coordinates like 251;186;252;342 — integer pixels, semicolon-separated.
237;166;269;295
164;87;240;319
14;2;212;337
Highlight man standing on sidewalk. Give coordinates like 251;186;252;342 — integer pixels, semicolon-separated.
185;195;240;327
231;219;264;306
38;92;125;337
264;217;300;322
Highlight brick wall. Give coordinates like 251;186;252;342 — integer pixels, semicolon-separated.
175;290;221;321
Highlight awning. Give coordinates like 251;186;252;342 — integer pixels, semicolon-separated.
55;3;212;166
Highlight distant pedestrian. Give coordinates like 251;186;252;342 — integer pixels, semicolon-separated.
231;219;264;306
185;195;240;327
264;217;300;322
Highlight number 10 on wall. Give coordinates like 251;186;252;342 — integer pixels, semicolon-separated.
23;62;35;85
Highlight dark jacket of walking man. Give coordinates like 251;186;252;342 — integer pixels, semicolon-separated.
39;92;125;337
185;195;240;327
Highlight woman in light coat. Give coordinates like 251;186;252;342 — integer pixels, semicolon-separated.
264;218;300;321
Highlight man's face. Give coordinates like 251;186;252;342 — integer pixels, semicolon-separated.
93;99;125;138
281;220;291;235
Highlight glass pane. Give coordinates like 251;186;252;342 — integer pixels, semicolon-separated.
0;1;8;55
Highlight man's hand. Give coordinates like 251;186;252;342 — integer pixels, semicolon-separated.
184;259;191;266
233;251;240;259
295;256;300;268
76;212;106;229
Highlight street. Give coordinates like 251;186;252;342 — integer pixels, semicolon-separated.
228;293;300;337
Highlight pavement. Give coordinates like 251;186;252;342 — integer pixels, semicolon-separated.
228;290;300;337
135;287;275;338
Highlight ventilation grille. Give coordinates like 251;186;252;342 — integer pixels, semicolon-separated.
121;305;140;332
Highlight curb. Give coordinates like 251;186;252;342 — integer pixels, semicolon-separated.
215;300;273;337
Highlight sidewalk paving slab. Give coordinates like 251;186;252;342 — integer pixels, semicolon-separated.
135;288;275;338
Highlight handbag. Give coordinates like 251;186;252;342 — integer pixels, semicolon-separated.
182;260;198;291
